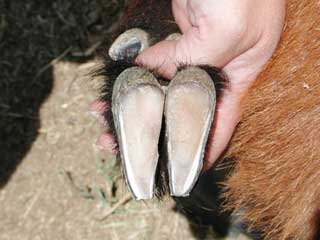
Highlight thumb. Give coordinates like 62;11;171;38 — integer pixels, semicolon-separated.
135;39;180;79
135;28;218;79
135;26;238;79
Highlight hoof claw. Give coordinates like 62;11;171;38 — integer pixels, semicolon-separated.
165;67;216;197
112;67;164;200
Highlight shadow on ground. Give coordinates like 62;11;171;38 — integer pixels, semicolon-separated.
0;0;124;188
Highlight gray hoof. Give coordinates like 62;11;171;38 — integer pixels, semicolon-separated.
165;67;216;197
112;67;165;200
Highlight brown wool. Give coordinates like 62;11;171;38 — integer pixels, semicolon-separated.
222;1;320;239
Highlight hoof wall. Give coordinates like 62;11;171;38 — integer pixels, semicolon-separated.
112;67;164;200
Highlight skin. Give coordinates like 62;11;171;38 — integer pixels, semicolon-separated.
91;0;286;169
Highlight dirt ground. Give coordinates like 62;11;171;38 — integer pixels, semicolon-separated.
0;1;250;239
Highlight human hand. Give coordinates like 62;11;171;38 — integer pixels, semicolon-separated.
136;0;286;168
94;0;286;169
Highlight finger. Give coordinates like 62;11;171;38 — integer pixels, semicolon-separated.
136;26;239;79
204;90;242;170
90;100;107;117
203;21;285;168
97;133;118;154
135;29;204;79
172;0;192;33
89;100;109;128
203;61;261;170
135;40;178;79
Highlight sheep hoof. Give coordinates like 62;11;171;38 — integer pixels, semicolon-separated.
112;67;164;200
165;67;216;197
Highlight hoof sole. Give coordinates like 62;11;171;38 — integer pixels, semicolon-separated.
112;67;164;200
165;67;216;197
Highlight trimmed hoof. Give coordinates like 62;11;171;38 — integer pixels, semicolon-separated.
108;28;151;61
112;67;165;200
165;67;216;197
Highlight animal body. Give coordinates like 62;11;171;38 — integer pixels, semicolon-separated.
98;0;320;239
